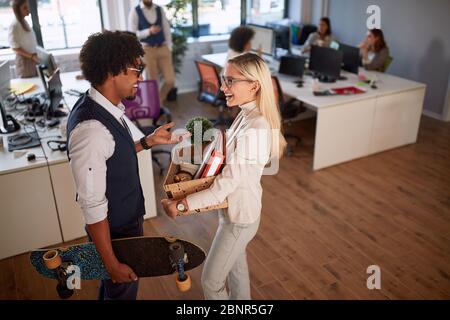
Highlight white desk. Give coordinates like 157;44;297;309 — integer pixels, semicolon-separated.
201;53;426;170
0;71;158;260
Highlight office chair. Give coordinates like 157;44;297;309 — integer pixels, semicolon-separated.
122;80;172;175
194;60;233;128
272;76;307;157
298;24;318;45
383;56;394;73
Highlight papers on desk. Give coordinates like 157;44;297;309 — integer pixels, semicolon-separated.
313;86;366;96
10;82;37;95
330;86;366;95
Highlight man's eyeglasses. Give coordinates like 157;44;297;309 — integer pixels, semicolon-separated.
128;64;146;77
220;75;253;88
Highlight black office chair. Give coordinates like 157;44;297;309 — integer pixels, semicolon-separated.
272;76;307;157
298;24;318;45
194;60;233;129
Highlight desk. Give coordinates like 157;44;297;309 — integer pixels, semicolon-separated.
201;53;426;170
0;71;158;260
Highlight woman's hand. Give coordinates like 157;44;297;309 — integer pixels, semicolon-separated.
161;198;178;220
31;53;39;64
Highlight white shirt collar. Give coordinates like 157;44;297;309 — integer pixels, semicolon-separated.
88;87;125;123
239;100;257;115
140;2;156;10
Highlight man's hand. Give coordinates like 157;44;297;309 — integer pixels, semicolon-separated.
161;198;179;220
149;25;162;35
146;122;191;147
105;260;138;284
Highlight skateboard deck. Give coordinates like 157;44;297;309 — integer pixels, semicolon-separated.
30;236;206;297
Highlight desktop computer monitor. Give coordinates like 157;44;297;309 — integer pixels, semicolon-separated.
247;24;274;56
0;100;20;134
278;55;306;78
46;68;66;118
36;46;57;78
36;64;49;95
309;45;343;82
0;60;11;100
267;23;291;52
339;43;360;74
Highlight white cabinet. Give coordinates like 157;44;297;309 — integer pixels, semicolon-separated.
0;167;63;260
49;162;86;242
370;88;426;154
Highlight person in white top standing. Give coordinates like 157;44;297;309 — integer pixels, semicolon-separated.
8;0;39;78
128;0;176;103
162;53;287;300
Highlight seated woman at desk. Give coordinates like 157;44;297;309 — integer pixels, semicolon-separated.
301;17;334;53
359;28;390;72
226;26;256;60
8;0;39;78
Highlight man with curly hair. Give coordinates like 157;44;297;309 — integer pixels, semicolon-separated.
67;31;186;300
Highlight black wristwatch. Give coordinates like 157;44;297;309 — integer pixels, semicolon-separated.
140;136;152;150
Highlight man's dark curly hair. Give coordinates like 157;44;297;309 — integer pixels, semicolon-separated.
79;30;144;87
228;26;255;53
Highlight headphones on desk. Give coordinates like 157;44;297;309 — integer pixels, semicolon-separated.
47;140;67;152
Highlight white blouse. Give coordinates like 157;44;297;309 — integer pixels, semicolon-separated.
186;101;272;224
8;19;37;54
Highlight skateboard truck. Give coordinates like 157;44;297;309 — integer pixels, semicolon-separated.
43;250;74;299
168;242;191;292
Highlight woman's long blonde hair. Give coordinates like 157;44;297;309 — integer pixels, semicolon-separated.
228;52;287;159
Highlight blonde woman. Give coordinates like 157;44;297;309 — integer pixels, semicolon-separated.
8;0;39;78
162;52;286;300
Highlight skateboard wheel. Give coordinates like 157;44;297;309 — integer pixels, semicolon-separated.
176;272;191;292
56;283;74;299
43;250;62;270
165;236;177;243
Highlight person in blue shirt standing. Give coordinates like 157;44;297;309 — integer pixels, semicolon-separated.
128;0;176;103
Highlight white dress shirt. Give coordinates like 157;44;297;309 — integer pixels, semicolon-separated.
128;3;173;51
8;19;37;53
186;101;272;224
68;88;133;225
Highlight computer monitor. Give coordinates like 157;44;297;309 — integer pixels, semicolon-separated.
278;55;306;78
268;23;291;52
0;100;20;134
36;64;49;95
247;24;274;56
309;45;343;82
46;68;66;118
0;60;11;100
36;46;57;78
339;43;360;74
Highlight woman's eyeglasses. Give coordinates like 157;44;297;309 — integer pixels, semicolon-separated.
221;75;253;88
128;64;146;77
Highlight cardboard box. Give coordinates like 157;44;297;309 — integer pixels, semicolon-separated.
163;160;228;214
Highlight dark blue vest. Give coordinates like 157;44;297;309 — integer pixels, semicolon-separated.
67;93;146;230
136;5;165;46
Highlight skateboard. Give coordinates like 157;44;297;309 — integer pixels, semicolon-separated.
30;236;206;299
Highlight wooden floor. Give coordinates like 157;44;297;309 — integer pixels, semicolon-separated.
1;92;449;300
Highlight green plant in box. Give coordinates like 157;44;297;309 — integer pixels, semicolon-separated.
185;117;214;145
